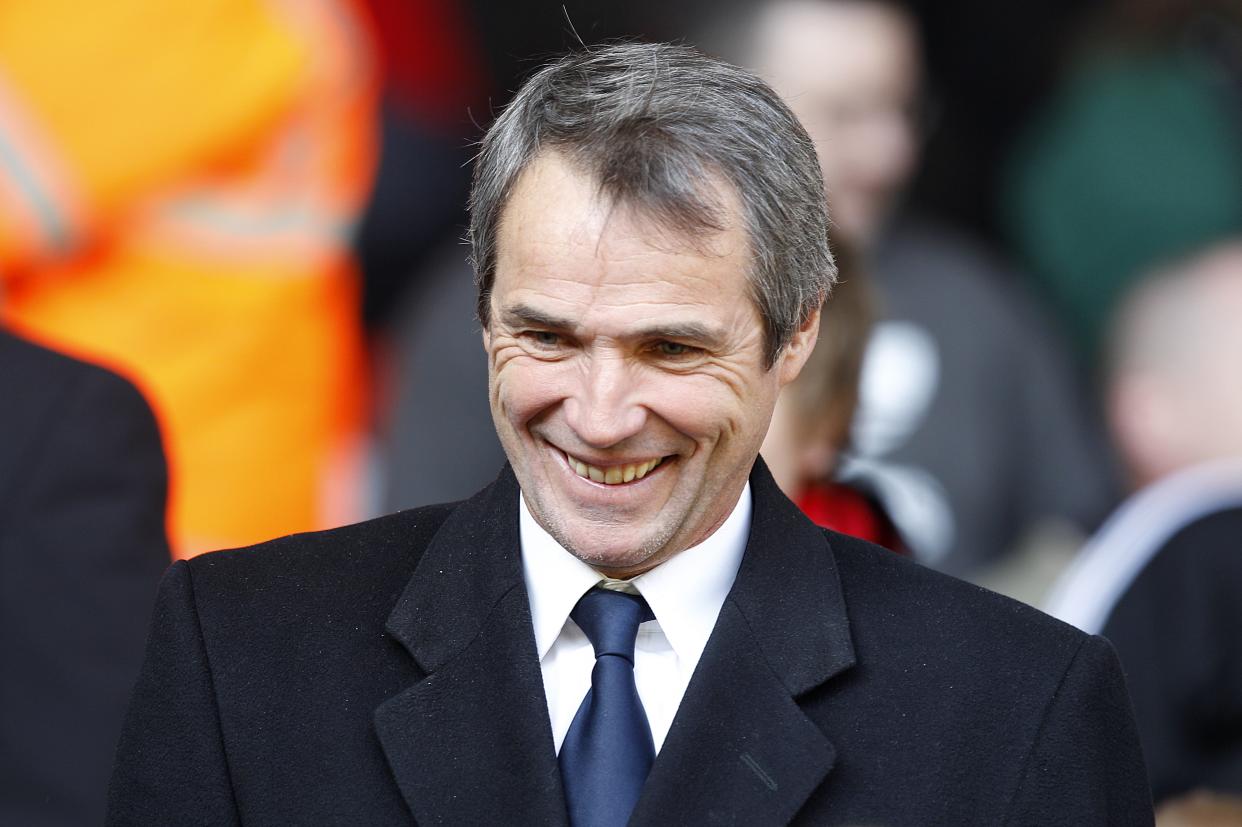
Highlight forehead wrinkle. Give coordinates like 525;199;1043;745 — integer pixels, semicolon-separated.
561;274;761;340
520;240;744;296
497;165;750;286
597;218;747;268
506;263;748;309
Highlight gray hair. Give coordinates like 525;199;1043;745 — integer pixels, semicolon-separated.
469;41;836;367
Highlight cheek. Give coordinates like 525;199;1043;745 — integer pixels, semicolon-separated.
652;373;775;448
492;355;570;425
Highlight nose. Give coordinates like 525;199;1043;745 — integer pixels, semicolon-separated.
562;355;647;449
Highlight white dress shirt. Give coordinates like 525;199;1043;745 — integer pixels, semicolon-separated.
519;484;751;755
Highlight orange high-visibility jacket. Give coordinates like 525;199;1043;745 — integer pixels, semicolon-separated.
0;0;379;556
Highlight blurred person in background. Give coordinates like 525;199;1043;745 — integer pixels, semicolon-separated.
360;0;499;511
380;240;508;510
1006;0;1242;364
355;0;488;331
0;331;168;826
759;245;905;551
1155;791;1242;827
706;0;1119;581
0;0;379;556
1046;242;1242;807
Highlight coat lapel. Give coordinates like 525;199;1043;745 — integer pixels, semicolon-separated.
631;460;857;826
374;459;855;825
374;467;569;825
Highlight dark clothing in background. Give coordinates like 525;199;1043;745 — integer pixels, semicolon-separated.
381;242;505;511
1103;507;1242;804
109;460;1151;825
845;218;1119;575
0;331;169;826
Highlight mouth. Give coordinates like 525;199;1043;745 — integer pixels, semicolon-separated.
562;450;669;486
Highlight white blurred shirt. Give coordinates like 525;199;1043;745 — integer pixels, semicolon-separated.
1045;458;1242;634
519;484;750;754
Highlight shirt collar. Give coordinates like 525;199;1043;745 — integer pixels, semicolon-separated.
520;484;752;667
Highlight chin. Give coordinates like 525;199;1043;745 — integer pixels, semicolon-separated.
574;547;658;575
552;518;677;576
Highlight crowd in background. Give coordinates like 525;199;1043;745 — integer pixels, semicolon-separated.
2;0;1241;823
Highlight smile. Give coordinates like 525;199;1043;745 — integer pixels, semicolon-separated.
564;451;665;485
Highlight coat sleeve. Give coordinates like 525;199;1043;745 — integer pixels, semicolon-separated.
1;354;169;825
106;560;241;825
1004;634;1154;825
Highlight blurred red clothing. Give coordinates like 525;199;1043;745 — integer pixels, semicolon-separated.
797;481;908;554
367;0;487;126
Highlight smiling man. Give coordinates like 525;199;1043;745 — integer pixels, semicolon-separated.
108;43;1151;825
486;149;803;578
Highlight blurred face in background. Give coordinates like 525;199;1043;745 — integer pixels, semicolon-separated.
750;0;921;245
1109;252;1242;486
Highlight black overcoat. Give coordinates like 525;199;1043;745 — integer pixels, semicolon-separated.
107;461;1152;825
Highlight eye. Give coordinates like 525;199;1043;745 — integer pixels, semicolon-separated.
527;331;561;347
655;341;695;357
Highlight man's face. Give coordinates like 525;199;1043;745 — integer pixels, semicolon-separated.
484;151;817;577
753;0;920;244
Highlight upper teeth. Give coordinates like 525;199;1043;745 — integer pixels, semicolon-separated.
566;453;663;484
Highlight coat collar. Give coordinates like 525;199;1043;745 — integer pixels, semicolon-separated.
383;465;525;673
376;459;856;825
725;458;856;696
632;459;856;825
375;466;569;824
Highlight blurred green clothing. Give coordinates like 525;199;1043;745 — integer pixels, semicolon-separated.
1006;47;1242;363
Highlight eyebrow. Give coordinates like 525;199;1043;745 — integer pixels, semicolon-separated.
498;304;576;331
632;321;725;348
498;303;727;349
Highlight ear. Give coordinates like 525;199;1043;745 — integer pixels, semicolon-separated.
481;324;492;352
776;306;821;387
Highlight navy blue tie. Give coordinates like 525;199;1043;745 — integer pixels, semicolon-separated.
559;587;656;827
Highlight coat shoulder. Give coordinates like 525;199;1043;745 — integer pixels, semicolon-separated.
183;502;459;623
809;530;1152;824
825;529;1090;674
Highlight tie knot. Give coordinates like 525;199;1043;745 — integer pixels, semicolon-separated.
571;587;654;663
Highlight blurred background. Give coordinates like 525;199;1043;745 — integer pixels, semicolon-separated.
3;0;1242;822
